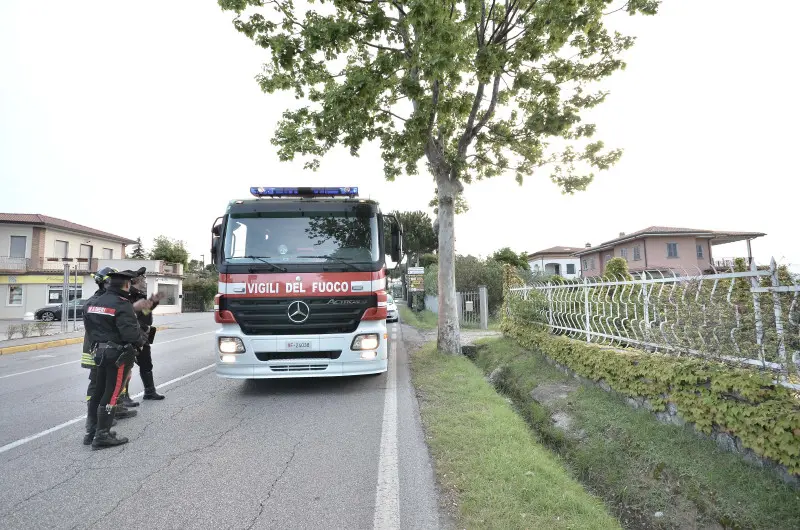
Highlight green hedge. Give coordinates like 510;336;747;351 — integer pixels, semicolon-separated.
500;266;800;476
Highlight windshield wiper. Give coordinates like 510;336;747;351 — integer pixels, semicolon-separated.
241;255;287;273
295;255;366;272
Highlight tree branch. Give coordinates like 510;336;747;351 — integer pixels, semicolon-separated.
472;74;502;135
426;80;441;138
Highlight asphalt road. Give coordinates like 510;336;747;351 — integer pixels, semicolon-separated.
0;315;450;530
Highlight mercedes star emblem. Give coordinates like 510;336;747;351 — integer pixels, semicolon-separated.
287;300;310;324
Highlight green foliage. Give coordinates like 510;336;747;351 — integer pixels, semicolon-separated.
475;337;800;530
219;0;658;188
389;210;437;264
425;255;506;312
418;253;438;268
148;236;189;267
500;268;800;475
130;237;146;259
602;257;631;280
491;247;530;271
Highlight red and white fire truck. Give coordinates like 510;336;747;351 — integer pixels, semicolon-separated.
210;187;403;379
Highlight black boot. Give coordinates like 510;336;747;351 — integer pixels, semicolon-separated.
92;406;128;449
115;402;138;419
142;371;165;400
83;415;96;445
119;381;139;408
84;415;115;445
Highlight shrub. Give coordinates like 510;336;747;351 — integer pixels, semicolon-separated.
6;324;20;340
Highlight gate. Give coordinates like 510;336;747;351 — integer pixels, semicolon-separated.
457;291;481;327
182;290;207;313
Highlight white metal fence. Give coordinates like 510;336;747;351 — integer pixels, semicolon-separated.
508;258;800;384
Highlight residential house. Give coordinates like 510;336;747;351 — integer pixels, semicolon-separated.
573;226;766;278
527;246;582;279
0;213;136;319
87;259;185;316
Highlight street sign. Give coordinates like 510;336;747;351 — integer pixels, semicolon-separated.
408;275;424;292
407;266;424;275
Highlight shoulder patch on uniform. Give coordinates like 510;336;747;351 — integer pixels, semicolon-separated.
86;306;116;316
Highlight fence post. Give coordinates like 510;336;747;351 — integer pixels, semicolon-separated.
547;287;554;330
456;291;464;324
478;285;488;330
643;280;651;344
749;259;766;368
583;278;591;342
769;257;789;375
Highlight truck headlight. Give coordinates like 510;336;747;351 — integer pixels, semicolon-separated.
219;337;245;354
351;333;379;351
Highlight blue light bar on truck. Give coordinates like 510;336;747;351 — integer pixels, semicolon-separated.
250;187;359;198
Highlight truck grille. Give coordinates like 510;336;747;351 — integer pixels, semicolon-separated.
255;351;342;361
225;296;375;336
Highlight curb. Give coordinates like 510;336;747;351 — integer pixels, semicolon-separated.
0;326;173;356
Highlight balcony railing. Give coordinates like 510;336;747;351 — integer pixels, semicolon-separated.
0;257;96;273
40;258;94;271
0;257;30;272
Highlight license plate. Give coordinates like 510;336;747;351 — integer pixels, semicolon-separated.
286;341;312;350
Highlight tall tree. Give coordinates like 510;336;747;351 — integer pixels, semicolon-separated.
218;0;659;353
491;246;530;270
392;210;438;265
131;237;146;259
149;236;190;267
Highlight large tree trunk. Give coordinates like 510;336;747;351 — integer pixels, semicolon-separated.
435;174;461;354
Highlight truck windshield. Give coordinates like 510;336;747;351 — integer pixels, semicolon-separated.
223;211;380;265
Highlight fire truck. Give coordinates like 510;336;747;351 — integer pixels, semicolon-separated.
210;187;403;379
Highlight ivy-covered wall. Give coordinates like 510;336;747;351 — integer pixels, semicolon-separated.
500;265;800;480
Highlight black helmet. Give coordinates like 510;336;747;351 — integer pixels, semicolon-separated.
91;266;119;287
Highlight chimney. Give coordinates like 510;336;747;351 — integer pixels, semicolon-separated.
585;243;591;248
619;232;625;237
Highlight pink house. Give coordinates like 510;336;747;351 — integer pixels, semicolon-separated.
573;226;766;278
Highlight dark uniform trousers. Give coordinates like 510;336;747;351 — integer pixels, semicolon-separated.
88;346;134;419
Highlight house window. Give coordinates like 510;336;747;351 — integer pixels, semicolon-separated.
696;244;704;259
620;248;628;260
667;243;678;258
633;246;641;261
54;240;69;258
80;244;93;260
102;248;114;259
566;263;576;275
47;285;83;304
589;258;596;270
157;284;178;305
7;285;23;306
9;236;27;258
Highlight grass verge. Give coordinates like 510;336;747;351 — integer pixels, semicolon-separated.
473;336;800;530
398;306;438;330
410;342;621;529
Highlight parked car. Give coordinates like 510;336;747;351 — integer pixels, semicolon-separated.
386;294;399;323
35;299;86;322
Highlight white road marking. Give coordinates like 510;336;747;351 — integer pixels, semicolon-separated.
373;325;400;529
0;360;78;380
0;331;215;380
0;363;215;455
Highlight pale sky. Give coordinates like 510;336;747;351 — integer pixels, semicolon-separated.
1;1;798;271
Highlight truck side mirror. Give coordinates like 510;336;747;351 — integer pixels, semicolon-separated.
211;217;223;265
390;221;402;263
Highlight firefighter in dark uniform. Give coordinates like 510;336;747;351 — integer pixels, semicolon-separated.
81;267;138;426
118;267;165;406
83;269;150;449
